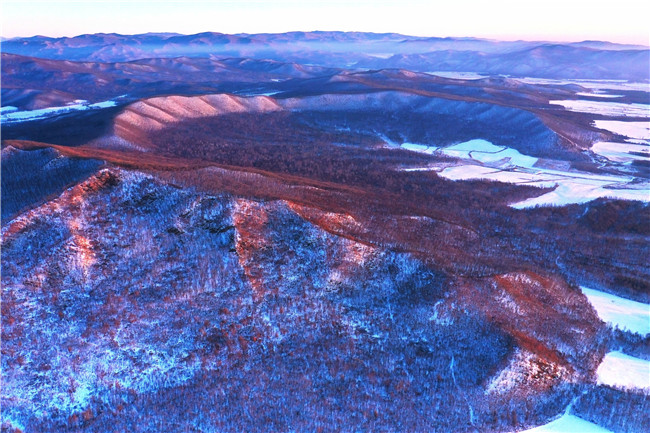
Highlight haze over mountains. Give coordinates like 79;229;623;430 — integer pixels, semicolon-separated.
3;31;649;80
1;31;649;433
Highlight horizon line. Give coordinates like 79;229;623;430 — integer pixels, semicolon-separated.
2;30;649;48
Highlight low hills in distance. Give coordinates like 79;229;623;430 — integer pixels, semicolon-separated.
3;31;649;80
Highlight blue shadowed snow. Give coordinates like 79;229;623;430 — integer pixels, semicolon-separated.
581;286;650;335
596;351;650;390
1;99;122;123
517;414;613;433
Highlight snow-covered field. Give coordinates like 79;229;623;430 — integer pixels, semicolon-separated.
398;139;650;208
401;139;537;168
396;79;650;208
580;286;650;335
400;142;436;153
593;120;650;140
516;77;650;93
575;92;623;99
1;99;123;123
591;141;650;163
237;90;281;97
596;351;650;391
550;100;650;118
516;414;613;433
426;71;487;80
443;139;538;167
1;105;19;114
508;176;648;208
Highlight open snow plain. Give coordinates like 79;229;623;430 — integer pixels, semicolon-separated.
0;98;125;123
399;138;649;208
517;414;614;433
397;80;650;208
596;351;650;391
580;286;650;335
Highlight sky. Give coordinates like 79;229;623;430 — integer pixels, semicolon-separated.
1;0;649;46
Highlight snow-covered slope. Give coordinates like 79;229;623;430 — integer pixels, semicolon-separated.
517;414;613;433
596;351;650;391
581;286;650;335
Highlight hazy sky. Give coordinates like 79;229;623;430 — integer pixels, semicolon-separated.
2;0;649;45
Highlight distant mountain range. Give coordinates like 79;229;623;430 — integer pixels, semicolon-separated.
2;31;649;80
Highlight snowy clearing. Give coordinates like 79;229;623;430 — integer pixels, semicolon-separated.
509;177;648;208
237;90;281;97
443;139;538;168
398;139;650;208
591;141;650;163
425;71;487;80
401;139;538;169
581;286;650;335
593;120;650;140
515;77;650;93
516;414;613;433
438;165;559;185
1;99;121;123
550;100;650;118
596;351;650;391
400;142;438;154
575;92;623;99
1;105;19;114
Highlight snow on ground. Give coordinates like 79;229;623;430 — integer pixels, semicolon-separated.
550;100;650;117
575;92;623;99
515;77;650;93
516;414;613;433
437;165;558;185
237;90;281;97
400;142;438;154
593;120;650;140
444;139;504;154
1;105;19;114
509;177;648;208
596;351;650;391
88;100;118;109
1;99;121;123
398;138;650;208
580;286;650;335
443;139;538;168
425;71;487;80
367;53;394;59
591;141;650;163
401;139;538;169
